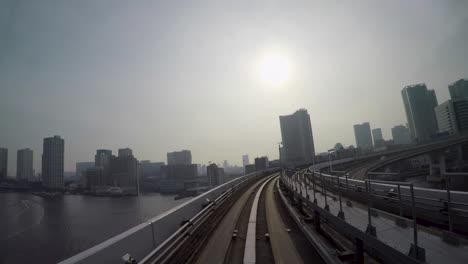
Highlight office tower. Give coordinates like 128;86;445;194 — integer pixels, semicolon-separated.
0;148;7;181
118;148;133;157
435;99;468;135
167;150;192;165
401;84;438;142
449;79;468;100
392;125;412;145
17;148;33;181
372;128;384;148
254;156;269;171
279;109;315;164
207;163;225;186
110;154;139;195
242;155;249;167
353;122;373;150
95;149;112;184
42;136;65;191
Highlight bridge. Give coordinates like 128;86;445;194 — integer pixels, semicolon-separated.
59;138;468;264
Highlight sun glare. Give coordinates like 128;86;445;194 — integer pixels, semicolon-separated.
258;52;290;86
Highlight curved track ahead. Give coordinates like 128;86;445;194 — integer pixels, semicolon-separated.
195;174;324;264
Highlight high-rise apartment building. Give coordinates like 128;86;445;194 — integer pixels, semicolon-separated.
207;163;225;186
0;148;7;181
401;84;438;142
354;122;373;150
17;148;33;181
391;125;412;145
167;150;192;165
279;109;315;164
435;99;468;135
42;136;65;190
449;79;468;100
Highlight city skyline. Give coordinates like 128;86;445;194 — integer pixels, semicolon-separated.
1;1;468;173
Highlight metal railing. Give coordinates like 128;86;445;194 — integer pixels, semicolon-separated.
281;172;422;264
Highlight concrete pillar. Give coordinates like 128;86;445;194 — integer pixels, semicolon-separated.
427;151;446;183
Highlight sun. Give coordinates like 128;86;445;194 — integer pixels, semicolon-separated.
258;52;291;86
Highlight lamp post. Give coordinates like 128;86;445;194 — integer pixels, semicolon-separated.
327;149;334;173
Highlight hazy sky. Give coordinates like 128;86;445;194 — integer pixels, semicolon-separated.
1;0;468;174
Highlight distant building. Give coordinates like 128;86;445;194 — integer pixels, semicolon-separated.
242;155;249;167
391;125;412;145
279;109;315;164
167;150;192;165
401;84;438;142
110;154;139;195
139;160;164;179
245;164;256;175
435;99;468;135
254;156;269;171
85;167;104;191
223;160;229;169
354;122;373;150
17;148;33;181
95;149;112;184
207;163;225;186
0;148;7;181
160;164;197;179
76;162;94;187
449;79;468;100
42;136;65;191
159;164;198;193
372;128;384;148
335;146;361;159
118;148;133;157
334;143;344;151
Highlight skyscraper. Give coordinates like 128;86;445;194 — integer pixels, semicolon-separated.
392;125;412;145
401;84;438;142
207;163;224;186
42;136;65;191
110;154;139;195
279;109;315;164
167;150;192;165
0;148;7;181
354;122;373;150
242;155;249;167
435;99;468;135
17;148;33;181
449;79;468;100
95;149;112;185
372;128;384;148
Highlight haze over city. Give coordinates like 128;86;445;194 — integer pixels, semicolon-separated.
1;0;468;173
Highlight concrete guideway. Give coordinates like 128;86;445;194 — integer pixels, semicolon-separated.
243;175;277;264
264;177;305;264
194;174;275;264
